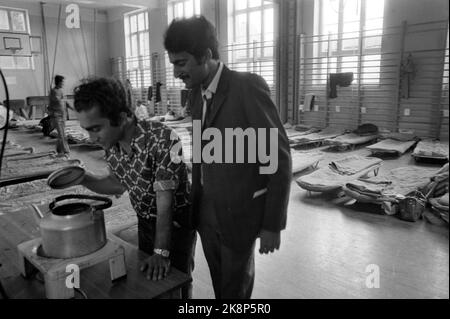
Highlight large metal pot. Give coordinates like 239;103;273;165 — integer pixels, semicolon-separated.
31;194;112;259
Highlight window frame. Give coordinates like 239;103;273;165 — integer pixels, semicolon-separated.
313;0;385;85
226;0;277;88
0;6;33;70
123;9;151;90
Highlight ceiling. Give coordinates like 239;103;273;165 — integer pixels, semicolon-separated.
11;0;160;9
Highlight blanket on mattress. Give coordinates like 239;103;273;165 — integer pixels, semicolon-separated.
296;156;382;191
413;139;449;160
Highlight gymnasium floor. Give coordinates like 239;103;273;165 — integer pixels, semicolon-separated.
4;122;449;299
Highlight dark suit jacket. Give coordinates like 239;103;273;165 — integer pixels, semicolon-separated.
190;65;292;251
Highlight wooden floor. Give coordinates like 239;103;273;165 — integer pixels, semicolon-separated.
2;124;448;299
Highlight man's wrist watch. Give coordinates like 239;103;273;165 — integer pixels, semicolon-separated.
153;248;170;258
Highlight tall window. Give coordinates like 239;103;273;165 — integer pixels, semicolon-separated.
124;10;150;91
166;0;201;88
0;6;33;69
313;0;385;84
227;0;276;87
167;0;201;24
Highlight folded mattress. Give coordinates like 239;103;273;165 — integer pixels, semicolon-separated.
326;133;379;146
412;139;449;160
366;139;418;155
290;128;344;145
291;151;324;174
296;155;382;192
344;166;441;203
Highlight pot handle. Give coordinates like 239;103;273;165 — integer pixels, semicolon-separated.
49;194;113;211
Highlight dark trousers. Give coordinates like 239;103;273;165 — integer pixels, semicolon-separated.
198;193;256;299
137;217;196;299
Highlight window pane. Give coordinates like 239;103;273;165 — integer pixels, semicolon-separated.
130;14;137;33
185;0;194;17
235;13;247;43
228;0;234;14
137;13;145;31
175;2;184;18
235;0;247;11
264;8;274;42
0;56;14;69
249;0;262;8
125;36;131;58
366;0;384;31
233;43;248;60
14;56;30;69
249;11;261;42
131;34;138;56
194;0;201;14
249;11;261;58
11;11;26;32
362;54;381;83
322;0;339;35
0;10;9;30
124;17;130;35
168;4;174;23
143;31;149;55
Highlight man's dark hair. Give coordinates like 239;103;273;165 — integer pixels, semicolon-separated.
164;15;220;62
54;75;64;86
73;77;133;126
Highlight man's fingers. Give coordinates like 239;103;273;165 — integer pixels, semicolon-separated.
146;265;155;280
153;267;160;281
164;264;171;277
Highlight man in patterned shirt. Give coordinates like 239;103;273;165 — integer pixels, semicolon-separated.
73;77;196;298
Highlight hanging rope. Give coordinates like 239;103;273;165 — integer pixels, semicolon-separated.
93;8;97;76
80;12;91;76
50;3;63;86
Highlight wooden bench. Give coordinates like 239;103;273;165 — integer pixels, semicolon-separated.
26;96;49;120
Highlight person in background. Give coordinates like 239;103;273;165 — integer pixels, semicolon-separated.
73;77;196;299
48;75;70;156
125;79;136;114
164;16;291;299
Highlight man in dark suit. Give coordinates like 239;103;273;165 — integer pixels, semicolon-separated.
164;16;291;299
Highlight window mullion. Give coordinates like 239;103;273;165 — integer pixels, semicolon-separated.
337;0;344;72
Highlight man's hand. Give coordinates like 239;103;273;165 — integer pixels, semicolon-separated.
140;254;171;280
258;230;280;254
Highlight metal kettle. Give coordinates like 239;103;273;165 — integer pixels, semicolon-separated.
31;195;112;259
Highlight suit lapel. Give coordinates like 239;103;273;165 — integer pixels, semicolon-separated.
204;66;231;129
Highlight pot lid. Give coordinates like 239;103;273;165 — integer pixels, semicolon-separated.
47;165;85;189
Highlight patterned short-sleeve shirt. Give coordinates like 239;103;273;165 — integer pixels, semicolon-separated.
105;119;190;220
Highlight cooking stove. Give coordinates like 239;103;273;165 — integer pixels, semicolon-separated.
17;237;127;299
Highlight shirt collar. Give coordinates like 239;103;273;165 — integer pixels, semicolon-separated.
201;62;224;100
111;118;142;154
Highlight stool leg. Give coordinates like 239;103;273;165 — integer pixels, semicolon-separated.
44;274;74;299
109;252;127;281
17;251;37;279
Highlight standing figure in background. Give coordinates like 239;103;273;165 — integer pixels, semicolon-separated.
48;75;70;156
125;79;136;114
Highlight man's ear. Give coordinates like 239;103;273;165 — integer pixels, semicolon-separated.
198;49;212;64
205;48;212;60
119;112;128;126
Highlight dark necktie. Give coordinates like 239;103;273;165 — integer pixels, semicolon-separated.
202;94;214;129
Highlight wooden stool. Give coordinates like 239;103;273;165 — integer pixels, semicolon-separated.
17;238;127;299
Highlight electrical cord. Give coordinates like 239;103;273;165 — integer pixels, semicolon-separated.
34;271;88;299
0;67;10;179
0;263;9;299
